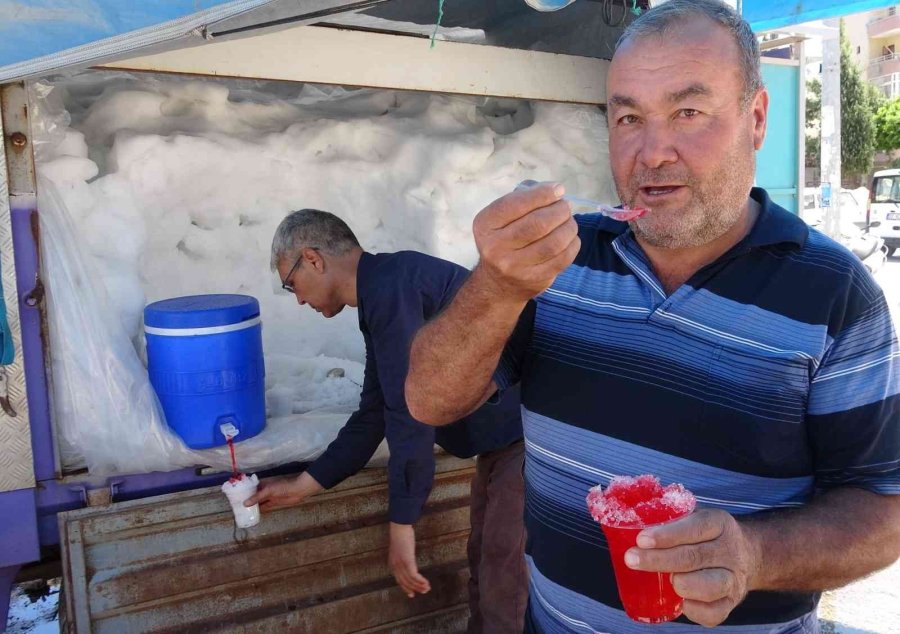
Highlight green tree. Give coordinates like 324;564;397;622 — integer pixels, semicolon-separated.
805;78;821;167
874;96;900;152
839;21;876;180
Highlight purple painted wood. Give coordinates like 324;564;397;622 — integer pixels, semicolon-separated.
11;207;53;483
0;488;39;567
0;564;21;630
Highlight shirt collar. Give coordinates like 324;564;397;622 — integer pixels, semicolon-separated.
743;187;808;249
355;251;375;303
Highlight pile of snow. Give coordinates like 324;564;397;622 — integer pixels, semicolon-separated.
31;71;615;472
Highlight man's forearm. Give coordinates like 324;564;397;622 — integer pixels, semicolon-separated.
295;470;325;497
407;266;526;425
743;488;900;592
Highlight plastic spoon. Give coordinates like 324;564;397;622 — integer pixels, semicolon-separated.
516;179;649;221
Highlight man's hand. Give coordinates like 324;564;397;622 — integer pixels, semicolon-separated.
244;471;323;512
389;523;431;598
472;182;581;303
625;509;761;628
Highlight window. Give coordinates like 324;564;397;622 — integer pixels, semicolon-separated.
858;46;862;54
874;176;900;203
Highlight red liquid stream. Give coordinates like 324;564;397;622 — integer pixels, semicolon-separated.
227;436;240;482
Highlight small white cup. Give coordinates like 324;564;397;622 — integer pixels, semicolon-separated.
222;473;261;528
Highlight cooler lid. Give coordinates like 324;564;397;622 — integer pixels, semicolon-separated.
144;295;260;330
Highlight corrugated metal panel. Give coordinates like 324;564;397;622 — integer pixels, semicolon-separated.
59;454;475;633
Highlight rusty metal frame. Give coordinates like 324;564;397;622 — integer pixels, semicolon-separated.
60;455;475;633
0;82;36;492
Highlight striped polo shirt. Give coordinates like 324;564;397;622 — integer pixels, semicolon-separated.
495;187;900;633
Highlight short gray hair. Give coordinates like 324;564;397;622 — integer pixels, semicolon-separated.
270;209;360;270
617;0;762;107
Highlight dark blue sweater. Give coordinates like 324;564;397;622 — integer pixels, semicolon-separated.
305;251;523;524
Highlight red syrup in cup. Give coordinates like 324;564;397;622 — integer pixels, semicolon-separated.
586;475;696;624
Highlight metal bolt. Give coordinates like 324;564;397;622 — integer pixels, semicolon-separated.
10;132;27;147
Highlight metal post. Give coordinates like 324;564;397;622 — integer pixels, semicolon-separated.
797;39;806;203
821;18;842;241
1;82;55;482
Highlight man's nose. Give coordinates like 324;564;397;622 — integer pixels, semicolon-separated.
637;120;678;169
296;295;306;306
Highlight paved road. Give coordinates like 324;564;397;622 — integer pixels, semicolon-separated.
818;256;900;634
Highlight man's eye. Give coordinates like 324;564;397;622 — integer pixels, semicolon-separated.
679;109;699;118
618;114;640;125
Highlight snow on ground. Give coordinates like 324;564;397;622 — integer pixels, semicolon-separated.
5;580;60;634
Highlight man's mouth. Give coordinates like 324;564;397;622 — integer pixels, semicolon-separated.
640;185;683;197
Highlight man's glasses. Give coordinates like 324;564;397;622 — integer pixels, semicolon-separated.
280;253;304;293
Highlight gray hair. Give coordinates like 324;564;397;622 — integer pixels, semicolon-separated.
270;209;360;270
617;0;762;107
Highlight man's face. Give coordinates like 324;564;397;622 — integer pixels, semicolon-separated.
277;250;345;318
606;19;768;249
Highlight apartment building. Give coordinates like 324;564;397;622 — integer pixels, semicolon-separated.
846;6;900;98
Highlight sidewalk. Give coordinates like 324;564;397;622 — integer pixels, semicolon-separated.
820;561;900;633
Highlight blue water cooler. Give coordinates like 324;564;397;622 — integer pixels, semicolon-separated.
144;294;266;449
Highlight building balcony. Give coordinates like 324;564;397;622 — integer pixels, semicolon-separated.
871;72;900;99
869;13;900;39
870;53;900;77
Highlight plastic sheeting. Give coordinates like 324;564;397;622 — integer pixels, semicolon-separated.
40;178;381;475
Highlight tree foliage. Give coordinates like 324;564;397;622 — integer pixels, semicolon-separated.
805;78;821;166
839;22;876;178
875;96;900;152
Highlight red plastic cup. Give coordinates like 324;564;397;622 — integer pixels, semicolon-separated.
587;475;696;624
600;512;690;624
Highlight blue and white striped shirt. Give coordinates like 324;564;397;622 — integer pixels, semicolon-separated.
496;188;900;633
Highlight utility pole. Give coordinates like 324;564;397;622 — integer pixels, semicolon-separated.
820;18;842;241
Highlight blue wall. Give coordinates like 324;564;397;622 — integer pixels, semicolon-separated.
756;62;800;214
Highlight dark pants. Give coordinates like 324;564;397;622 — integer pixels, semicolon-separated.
467;440;528;634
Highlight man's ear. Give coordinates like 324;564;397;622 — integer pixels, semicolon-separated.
303;247;326;273
751;88;769;151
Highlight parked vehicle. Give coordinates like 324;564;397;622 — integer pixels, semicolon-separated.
802;187;868;229
801;208;888;273
845;224;888;274
868;169;900;257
